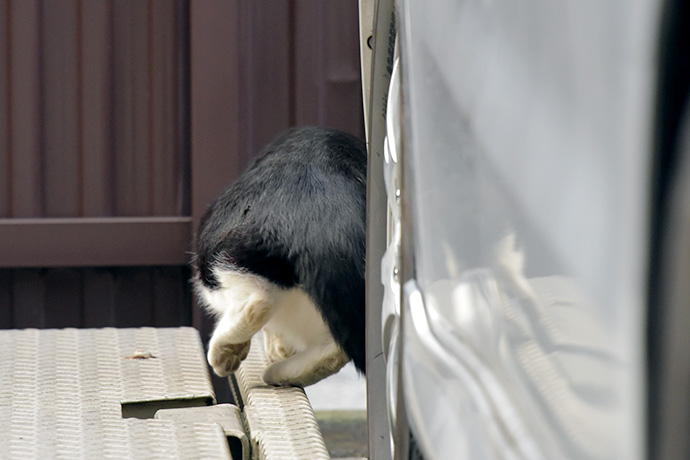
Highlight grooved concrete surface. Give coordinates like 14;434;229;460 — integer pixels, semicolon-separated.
0;327;230;459
231;335;331;460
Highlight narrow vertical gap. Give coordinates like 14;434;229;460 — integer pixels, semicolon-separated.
9;269;15;327
146;0;155;215
149;268;155;326
39;269;46;329
5;0;14;217
108;268;117;326
76;0;84;217
287;0;296;127
647;0;690;457
79;269;86;328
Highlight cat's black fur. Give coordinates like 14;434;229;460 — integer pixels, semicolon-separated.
193;126;367;373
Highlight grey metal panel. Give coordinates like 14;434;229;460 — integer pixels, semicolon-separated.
397;0;659;458
363;1;396;459
231;335;330;460
0;327;229;459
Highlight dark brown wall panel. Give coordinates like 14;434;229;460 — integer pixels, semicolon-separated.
0;269;13;328
321;2;365;137
42;268;82;328
294;1;365;138
238;1;292;158
112;0;150;217
0;0;9;218
6;0;43;218
231;0;364;170
0;0;188;219
0;267;192;329
10;270;44;328
81;0;115;217
42;0;80;218
1;0;364;342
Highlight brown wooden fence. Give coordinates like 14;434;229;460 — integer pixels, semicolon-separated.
0;0;363;335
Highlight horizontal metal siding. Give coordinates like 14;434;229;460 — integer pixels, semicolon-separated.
0;0;188;218
0;217;192;267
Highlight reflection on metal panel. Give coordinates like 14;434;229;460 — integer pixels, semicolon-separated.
399;0;659;458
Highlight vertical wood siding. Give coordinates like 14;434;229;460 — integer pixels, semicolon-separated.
1;0;363;340
294;1;364;137
0;0;191;330
0;0;189;219
236;1;364;162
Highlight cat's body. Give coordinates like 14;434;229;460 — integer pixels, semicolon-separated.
192;126;367;387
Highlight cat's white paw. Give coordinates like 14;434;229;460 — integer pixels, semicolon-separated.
262;349;349;387
207;340;251;377
262;362;297;387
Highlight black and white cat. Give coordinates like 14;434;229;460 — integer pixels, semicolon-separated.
192;126;367;387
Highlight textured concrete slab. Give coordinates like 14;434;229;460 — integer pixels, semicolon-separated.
156;403;249;460
230;335;331;460
0;327;230;459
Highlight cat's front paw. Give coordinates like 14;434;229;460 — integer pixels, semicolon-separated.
207;340;251;377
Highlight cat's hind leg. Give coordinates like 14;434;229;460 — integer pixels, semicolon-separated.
198;271;278;377
262;340;349;387
264;329;296;363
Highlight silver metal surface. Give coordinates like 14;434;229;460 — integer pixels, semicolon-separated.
362;0;397;459
358;0;375;139
230;335;330;460
396;0;660;458
0;327;229;459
